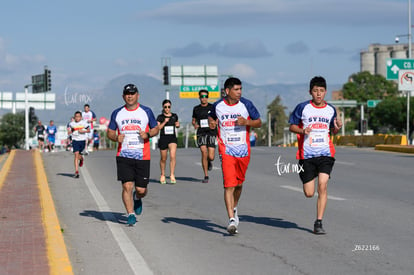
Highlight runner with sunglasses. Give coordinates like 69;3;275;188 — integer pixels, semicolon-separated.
192;90;217;183
157;99;180;184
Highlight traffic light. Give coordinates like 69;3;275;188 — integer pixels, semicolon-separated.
29;107;36;124
44;69;51;91
361;119;368;133
162;66;169;85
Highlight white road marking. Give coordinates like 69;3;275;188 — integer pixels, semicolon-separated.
280;185;346;201
81;166;153;275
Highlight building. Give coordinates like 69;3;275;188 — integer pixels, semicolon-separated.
360;43;413;78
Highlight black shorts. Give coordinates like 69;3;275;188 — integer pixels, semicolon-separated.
158;135;177;150
196;134;216;148
116;157;150;188
298;156;335;184
72;140;86;153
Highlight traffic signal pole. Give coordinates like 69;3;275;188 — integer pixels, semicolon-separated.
24;84;32;150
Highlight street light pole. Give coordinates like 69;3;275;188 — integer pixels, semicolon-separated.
408;0;412;144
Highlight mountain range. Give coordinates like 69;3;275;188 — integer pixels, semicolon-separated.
30;74;342;127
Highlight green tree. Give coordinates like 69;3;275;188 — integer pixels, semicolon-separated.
257;95;288;145
342;71;398;102
370;96;414;134
342;71;399;133
0;112;25;148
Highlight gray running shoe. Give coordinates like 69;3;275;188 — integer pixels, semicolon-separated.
314;220;326;235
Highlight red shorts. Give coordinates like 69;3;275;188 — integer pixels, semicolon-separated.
221;154;250;188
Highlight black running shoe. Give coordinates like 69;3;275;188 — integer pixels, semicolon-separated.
202;176;209;183
73;172;79;179
314;220;326;235
208;161;212;171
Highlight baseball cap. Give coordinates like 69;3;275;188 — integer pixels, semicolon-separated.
123;84;138;94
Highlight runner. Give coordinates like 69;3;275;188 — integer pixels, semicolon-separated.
82;104;97;154
46;120;57;153
66;117;74;151
208;77;262;234
157;99;180;184
68;111;90;178
93;130;100;151
192;89;217;183
33;120;46;152
107;84;159;226
288;76;342;234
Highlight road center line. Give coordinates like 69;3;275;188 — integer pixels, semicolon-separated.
280;185;346;201
81;165;153;275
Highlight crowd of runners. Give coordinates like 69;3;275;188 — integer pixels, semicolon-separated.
38;76;342;236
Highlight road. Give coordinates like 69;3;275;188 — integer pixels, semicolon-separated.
42;147;414;275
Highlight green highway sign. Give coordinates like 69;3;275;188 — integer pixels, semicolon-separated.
180;85;220;98
367;99;382;108
386;58;414;80
180;85;219;92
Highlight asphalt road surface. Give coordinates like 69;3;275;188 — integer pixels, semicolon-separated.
42;147;414;275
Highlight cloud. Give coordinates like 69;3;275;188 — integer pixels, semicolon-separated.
225;63;257;79
285;41;310;54
167;40;272;58
138;0;405;27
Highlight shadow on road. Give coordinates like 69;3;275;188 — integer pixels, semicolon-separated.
79;210;127;224
149;176;202;184
162;217;227;235
57;172;77;178
239;215;313;233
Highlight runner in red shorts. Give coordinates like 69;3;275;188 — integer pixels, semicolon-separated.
208;77;262;234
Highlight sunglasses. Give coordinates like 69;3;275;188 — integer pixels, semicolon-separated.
123;91;137;95
163;105;171;109
200;95;208;98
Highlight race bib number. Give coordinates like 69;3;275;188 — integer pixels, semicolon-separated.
225;132;244;145
38;134;44;138
200;119;209;128
164;126;174;135
72;131;79;137
125;135;144;149
49;130;55;134
309;132;329;147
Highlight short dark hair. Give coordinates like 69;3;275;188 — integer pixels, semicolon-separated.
84;104;90;108
74;111;82;116
224;77;242;90
199;89;208;96
309;76;326;91
162;99;171;106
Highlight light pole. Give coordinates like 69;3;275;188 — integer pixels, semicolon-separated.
395;0;412;145
408;0;412;144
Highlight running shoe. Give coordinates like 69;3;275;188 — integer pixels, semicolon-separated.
73;172;79;179
208;160;212;171
227;218;238;234
234;207;239;226
314;220;326;235
127;214;136;226
133;191;143;215
202;176;209;183
170;176;176;184
160;175;166;184
79;156;84;167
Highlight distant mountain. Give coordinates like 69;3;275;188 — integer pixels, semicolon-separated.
31;74;341;126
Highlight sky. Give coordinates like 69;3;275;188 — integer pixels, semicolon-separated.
0;0;412;94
